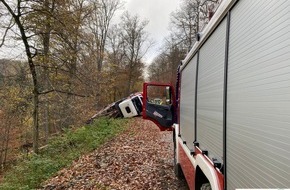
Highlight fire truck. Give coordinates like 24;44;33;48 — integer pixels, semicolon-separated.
142;0;290;189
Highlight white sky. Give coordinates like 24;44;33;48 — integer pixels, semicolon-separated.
121;0;180;63
0;0;181;63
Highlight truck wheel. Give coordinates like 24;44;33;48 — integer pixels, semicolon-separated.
200;183;211;190
173;131;184;179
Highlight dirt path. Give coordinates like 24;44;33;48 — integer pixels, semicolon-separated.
42;118;188;190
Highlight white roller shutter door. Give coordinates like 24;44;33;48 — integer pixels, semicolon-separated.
197;18;226;164
227;0;290;189
180;55;197;150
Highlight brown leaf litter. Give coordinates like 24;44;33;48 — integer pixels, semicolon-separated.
42;118;188;190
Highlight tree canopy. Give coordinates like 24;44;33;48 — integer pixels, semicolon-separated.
0;0;150;159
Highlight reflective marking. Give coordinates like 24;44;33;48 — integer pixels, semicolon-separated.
153;111;163;118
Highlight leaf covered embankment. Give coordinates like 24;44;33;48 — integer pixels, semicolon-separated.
43;118;188;190
0;118;128;190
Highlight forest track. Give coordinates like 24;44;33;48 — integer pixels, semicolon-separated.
42;118;189;190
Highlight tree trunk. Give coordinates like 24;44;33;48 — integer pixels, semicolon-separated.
0;0;41;153
3;119;11;169
43;0;53;143
32;90;40;153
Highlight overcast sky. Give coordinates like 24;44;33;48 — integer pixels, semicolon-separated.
0;0;181;63
121;0;180;63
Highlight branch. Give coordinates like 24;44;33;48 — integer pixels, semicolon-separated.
0;15;14;47
29;45;38;58
39;89;90;98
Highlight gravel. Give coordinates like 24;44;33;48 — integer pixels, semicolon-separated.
42;118;189;190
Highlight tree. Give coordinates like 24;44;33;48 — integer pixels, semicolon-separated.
0;0;42;153
119;11;152;95
87;0;123;72
170;0;198;51
106;24;127;100
170;0;221;51
0;0;95;153
0;59;30;168
26;0;55;143
0;0;151;160
148;37;185;85
147;0;222;86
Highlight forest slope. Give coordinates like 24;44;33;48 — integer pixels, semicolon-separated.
42;118;188;190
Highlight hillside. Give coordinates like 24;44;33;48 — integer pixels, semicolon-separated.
42;118;188;190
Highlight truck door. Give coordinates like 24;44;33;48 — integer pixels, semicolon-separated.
142;83;175;130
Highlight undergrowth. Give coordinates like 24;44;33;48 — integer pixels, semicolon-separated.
0;117;129;190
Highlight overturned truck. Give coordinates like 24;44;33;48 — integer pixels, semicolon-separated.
87;93;143;123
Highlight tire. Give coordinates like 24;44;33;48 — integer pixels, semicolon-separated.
173;131;184;179
200;183;212;190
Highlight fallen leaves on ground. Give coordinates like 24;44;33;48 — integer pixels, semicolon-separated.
42;118;188;190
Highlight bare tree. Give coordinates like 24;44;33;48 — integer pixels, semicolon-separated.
147;0;222;86
106;24;127;100
87;0;123;72
119;12;152;95
170;0;198;51
170;0;221;51
148;37;185;85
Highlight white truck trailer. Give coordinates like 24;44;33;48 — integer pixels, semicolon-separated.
142;0;290;189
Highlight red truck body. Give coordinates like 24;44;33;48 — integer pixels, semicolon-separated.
142;0;290;189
